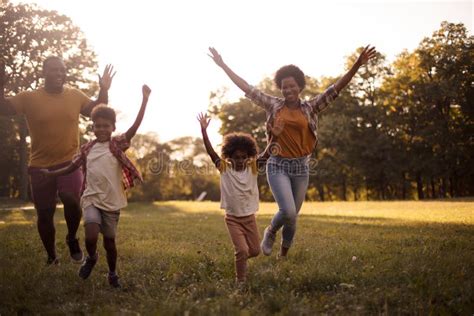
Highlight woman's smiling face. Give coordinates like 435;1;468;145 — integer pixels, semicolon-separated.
280;76;301;104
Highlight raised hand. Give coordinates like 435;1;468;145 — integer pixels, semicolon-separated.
142;84;151;99
197;112;211;130
98;64;116;91
268;116;285;136
356;45;377;66
208;47;225;68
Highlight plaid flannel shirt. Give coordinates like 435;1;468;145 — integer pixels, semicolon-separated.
72;134;143;194
245;84;339;147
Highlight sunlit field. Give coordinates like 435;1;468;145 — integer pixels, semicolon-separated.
0;200;473;314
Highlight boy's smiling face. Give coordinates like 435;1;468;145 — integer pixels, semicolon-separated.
93;117;115;142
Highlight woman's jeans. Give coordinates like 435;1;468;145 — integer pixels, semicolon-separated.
266;155;309;248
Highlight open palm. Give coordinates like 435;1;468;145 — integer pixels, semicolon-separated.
98;64;116;90
356;46;377;66
208;47;225;68
197;112;211;129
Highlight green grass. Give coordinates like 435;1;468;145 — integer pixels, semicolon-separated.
0;200;473;315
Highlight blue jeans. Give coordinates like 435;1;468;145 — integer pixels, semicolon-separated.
266;155;309;248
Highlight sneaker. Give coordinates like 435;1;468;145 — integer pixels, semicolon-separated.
261;226;276;256
46;256;59;265
66;236;84;263
78;254;98;279
108;274;121;288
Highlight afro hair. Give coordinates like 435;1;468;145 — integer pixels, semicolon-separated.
274;64;306;91
221;132;258;159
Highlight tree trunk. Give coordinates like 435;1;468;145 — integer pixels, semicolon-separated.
440;177;447;198
452;172;458;197
455;178;461;197
430;177;436;199
401;172;407;200
341;176;347;201
379;171;385;200
317;184;325;202
326;185;333;201
353;185;359;201
416;172;424;200
19;118;29;201
449;176;454;198
365;178;370;201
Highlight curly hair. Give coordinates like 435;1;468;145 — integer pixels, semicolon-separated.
221;132;258;159
91;104;116;124
274;64;306;90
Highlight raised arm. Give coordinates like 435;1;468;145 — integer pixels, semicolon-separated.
334;45;377;93
125;84;151;142
197;112;220;167
208;47;251;94
0;60;17;116
81;64;116;116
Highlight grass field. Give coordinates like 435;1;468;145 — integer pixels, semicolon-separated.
0;200;473;315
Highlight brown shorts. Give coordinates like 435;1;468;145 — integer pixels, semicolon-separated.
28;161;83;210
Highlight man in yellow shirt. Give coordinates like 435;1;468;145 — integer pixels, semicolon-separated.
0;57;115;265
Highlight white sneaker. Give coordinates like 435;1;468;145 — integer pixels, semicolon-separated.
261;226;276;256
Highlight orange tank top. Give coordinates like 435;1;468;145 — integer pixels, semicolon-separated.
274;106;316;158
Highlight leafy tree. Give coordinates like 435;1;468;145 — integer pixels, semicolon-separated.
0;2;99;198
381;22;473;198
415;22;473;197
128;134;221;201
128;133;173;201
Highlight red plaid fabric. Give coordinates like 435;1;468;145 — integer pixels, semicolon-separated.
72;134;142;193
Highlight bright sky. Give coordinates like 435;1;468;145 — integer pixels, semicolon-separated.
10;0;473;145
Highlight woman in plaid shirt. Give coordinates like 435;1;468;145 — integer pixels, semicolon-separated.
209;46;376;258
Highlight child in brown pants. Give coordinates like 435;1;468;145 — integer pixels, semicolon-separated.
197;112;266;283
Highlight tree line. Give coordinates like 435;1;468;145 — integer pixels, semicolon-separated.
209;21;473;201
1;3;472;201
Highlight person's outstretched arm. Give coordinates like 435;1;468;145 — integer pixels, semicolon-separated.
125;84;151;142
197;112;220;167
311;45;377;113
0;60;16;116
81;64;117;116
208;47;251;94
39;162;80;178
334;45;377;93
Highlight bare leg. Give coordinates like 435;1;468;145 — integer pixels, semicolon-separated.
280;246;290;257
103;237;117;273
84;223;100;258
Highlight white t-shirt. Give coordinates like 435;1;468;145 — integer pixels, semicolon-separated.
81;142;127;211
219;160;259;217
